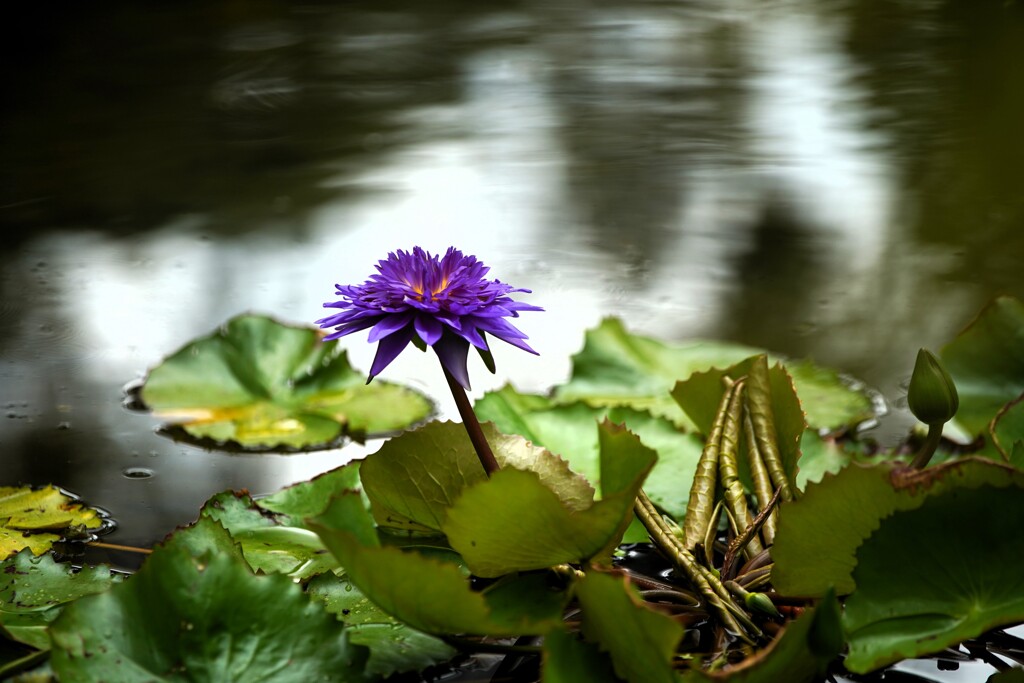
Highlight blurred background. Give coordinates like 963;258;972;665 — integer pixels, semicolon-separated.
2;0;1022;560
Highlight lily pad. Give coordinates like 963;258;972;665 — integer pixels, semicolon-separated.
574;568;683;683
360;420;595;536
992;394;1024;460
309;491;569;637
200;491;338;579
138;313;434;451
475;385;704;519
442;421;657;577
772;457;1024;597
0;550;121;651
941;296;1024;438
49;517;369;682
843;485;1024;673
308;572;456;678
0;486;106;560
553;317;873;433
255;462;363;522
543;628;622;683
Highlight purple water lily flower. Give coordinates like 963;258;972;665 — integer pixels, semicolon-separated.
317;247;542;389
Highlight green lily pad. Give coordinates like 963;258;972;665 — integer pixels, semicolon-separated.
0;486;106;560
309;492;569;637
553;317;873;433
138;314;434;452
255;462;363;522
49;517;369;682
360;420;595;536
843;485;1024;673
543;628;623;683
475;385;704;519
574;568;683;683
941;296;1024;438
0;550;121;651
200;491;338;579
442;422;656;577
308;572;456;678
681;590;843;683
772;457;1024;597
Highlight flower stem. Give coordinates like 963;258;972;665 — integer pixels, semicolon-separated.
443;368;500;476
910;422;943;469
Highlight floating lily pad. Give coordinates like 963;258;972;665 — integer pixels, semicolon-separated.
309;491;569;637
138;314;434;452
475;385;704;519
49;518;369;682
992;394;1024;460
573;568;683;683
0;486;106;560
308;572;455;678
553;317;874;433
843;485;1024;673
941;296;1024;438
543;628;622;683
0;550;121;651
255;461;363;522
200;492;338;579
360;420;595;536
772;457;1024;597
442;421;656;577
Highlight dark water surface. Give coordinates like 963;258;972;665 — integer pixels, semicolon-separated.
2;4;1023;676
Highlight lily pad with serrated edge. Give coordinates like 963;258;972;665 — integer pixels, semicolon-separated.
136;313;434;452
0;486;107;560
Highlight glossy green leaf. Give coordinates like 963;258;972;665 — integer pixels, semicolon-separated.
543;628;623;683
574;569;683;683
442;422;657;577
554;317;873;432
200;491;338;579
843;485;1024;673
681;590;842;683
0;550;121;651
941;296;1024;437
255;462;362;522
360;420;594;536
309;492;569;637
772;457;1024;597
307;572;455;677
0;486;105;560
49;518;368;682
139;313;433;451
475;385;704;518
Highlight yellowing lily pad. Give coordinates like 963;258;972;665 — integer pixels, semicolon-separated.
137;313;434;452
0;486;105;560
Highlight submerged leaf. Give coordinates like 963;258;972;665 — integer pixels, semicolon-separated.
49;518;368;682
843;485;1024;673
941;296;1024;438
772;457;1024;597
0;486;105;560
138;313;433;451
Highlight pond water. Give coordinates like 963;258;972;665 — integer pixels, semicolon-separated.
1;3;1023;675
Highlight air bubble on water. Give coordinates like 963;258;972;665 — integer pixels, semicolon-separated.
57;421;71;430
122;467;155;480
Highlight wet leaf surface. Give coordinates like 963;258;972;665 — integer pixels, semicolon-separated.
844;485;1024;673
49;518;369;682
138;313;433;451
0;487;105;560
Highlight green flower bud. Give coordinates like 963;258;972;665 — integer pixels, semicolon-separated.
907;348;959;425
744;591;780;618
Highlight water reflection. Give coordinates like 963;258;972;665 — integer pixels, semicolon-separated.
1;0;1023;553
